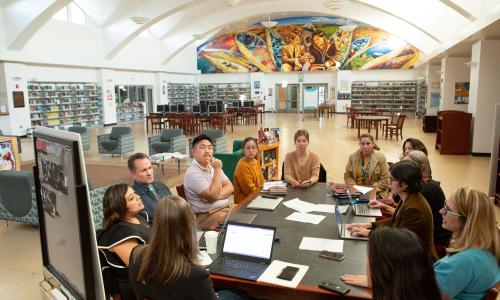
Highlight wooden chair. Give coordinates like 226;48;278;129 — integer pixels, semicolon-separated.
484;281;500;300
383;113;400;138
385;114;406;140
176;184;186;199
149;114;164;134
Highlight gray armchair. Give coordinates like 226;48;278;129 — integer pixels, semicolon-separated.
68;126;90;151
148;128;187;155
189;129;227;157
0;171;37;225
97;127;134;155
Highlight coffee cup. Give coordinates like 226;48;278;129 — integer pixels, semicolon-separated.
205;231;218;255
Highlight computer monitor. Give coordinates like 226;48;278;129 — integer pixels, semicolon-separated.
156;105;164;112
243;101;252;108
200;100;208;113
250;100;255;107
192;104;201;114
34;127;105;300
231;100;240;108
216;100;224;112
208;105;217;113
170;104;178;113
177;104;185;113
163;104;170;113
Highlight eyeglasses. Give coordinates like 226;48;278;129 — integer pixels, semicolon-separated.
442;200;464;218
244;146;258;150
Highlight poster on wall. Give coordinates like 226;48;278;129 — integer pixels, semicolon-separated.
197;16;420;73
0;137;20;171
454;82;469;104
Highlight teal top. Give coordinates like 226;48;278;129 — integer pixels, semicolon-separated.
434;248;499;300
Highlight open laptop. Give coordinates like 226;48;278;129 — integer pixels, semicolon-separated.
208;222;276;281
197;209;232;250
246;195;283;211
348;188;382;217
336;201;368;241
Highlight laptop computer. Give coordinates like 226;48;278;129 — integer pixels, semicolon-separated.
246;195;283;211
197;209;232;250
208;222;276;281
229;212;257;224
347;187;382;217
335;202;368;241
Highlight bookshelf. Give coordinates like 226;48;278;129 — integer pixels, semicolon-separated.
258;142;279;181
351;81;417;113
167;83;197;106
435;110;472;155
416;81;427;117
199;83;251;104
28;82;103;130
116;103;144;123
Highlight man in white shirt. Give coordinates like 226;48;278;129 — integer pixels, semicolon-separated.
184;134;234;230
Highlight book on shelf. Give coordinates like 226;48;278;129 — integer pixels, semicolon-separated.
258;127;279;144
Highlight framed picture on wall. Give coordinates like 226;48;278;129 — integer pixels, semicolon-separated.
13;91;25;108
454;82;469;104
0;136;20;171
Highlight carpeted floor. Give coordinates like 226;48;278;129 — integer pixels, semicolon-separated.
21;159;187;189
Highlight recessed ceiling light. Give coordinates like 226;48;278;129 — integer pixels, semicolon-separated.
323;0;345;10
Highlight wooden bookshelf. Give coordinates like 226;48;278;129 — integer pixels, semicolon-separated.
351;81;417;113
416;81;427;117
435;110;472;154
28;82;103;130
258;142;279;181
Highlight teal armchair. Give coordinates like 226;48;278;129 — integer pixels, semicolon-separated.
214;140;244;184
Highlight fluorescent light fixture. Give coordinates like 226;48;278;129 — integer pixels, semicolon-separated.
261;16;278;28
323;0;345;10
281;81;288;88
239;94;245;101
130;16;151;25
464;61;477;68
192;33;206;40
221;0;242;6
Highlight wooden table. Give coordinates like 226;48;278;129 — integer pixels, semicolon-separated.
315;103;335;118
355;116;391;140
210;183;372;300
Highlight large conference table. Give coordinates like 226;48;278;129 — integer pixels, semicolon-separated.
210;183;373;300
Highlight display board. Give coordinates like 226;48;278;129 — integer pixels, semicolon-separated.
303;85;319;109
34;127;104;300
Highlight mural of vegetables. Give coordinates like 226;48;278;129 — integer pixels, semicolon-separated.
197;16;420;73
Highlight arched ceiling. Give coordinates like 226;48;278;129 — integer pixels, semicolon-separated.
2;0;500;66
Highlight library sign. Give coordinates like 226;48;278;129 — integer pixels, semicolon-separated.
197;16;420;74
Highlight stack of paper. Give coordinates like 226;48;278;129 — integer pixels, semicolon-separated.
258;260;309;288
299;237;344;252
285;212;325;224
263;181;287;190
283;198;336;214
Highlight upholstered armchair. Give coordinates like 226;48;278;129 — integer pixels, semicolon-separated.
97;127;134;155
213;140;244;184
0;171;38;225
68;126;90;151
189;129;228;158
148;128;187;155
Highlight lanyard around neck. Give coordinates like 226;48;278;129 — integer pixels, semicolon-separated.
361;155;371;185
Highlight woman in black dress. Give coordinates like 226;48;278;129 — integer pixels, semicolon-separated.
98;183;152;300
128;195;217;300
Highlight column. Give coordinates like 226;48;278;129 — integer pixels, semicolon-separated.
96;69;117;125
439;56;470;111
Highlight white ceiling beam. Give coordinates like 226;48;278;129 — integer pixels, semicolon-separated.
439;0;476;22
102;0;197;59
3;0;71;50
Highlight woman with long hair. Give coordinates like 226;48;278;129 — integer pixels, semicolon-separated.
344;133;390;198
234;137;265;203
283;129;320;188
401;137;428;158
434;187;500;300
97;183;152;300
341;227;442;300
348;160;438;261
128;195;217;299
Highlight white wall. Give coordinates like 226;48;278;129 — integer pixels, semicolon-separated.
440;56;470;111
0;63;30;135
426;64;441;116
469;40;500;154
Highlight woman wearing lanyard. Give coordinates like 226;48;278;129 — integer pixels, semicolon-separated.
344;133;390;198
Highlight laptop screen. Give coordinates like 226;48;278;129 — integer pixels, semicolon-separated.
222;223;274;260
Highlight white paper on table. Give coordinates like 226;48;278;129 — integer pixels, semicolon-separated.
283;198;317;213
197;250;212;266
299;237;344;253
313;204;335;213
353;185;373;195
337;205;349;214
257;260;309;288
285;212;325;224
263;181;287;190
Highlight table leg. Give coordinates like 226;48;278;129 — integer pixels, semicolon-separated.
177;159;180;175
375;121;379;139
357;119;361;138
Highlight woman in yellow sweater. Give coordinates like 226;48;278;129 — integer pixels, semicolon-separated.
284;129;320;188
234;137;265;204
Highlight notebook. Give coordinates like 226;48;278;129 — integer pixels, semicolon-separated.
208;222;276;281
335;202;368;241
246;196;283;211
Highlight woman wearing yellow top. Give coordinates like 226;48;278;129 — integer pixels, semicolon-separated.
233;137;265;204
284;129;320;188
344;133;390;198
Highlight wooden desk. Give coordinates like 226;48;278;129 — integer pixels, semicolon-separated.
211;183;372;300
354;116;391;140
315;103;335;118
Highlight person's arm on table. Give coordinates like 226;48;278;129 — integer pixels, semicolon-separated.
339;274;368;288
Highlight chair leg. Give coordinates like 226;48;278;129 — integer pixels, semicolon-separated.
5;220;9;226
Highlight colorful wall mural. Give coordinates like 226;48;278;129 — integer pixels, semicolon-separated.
197;16;420;73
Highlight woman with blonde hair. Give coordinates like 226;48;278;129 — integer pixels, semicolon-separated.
434;187;500;300
128;195;217;299
284;129;320;188
344;133;390;198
